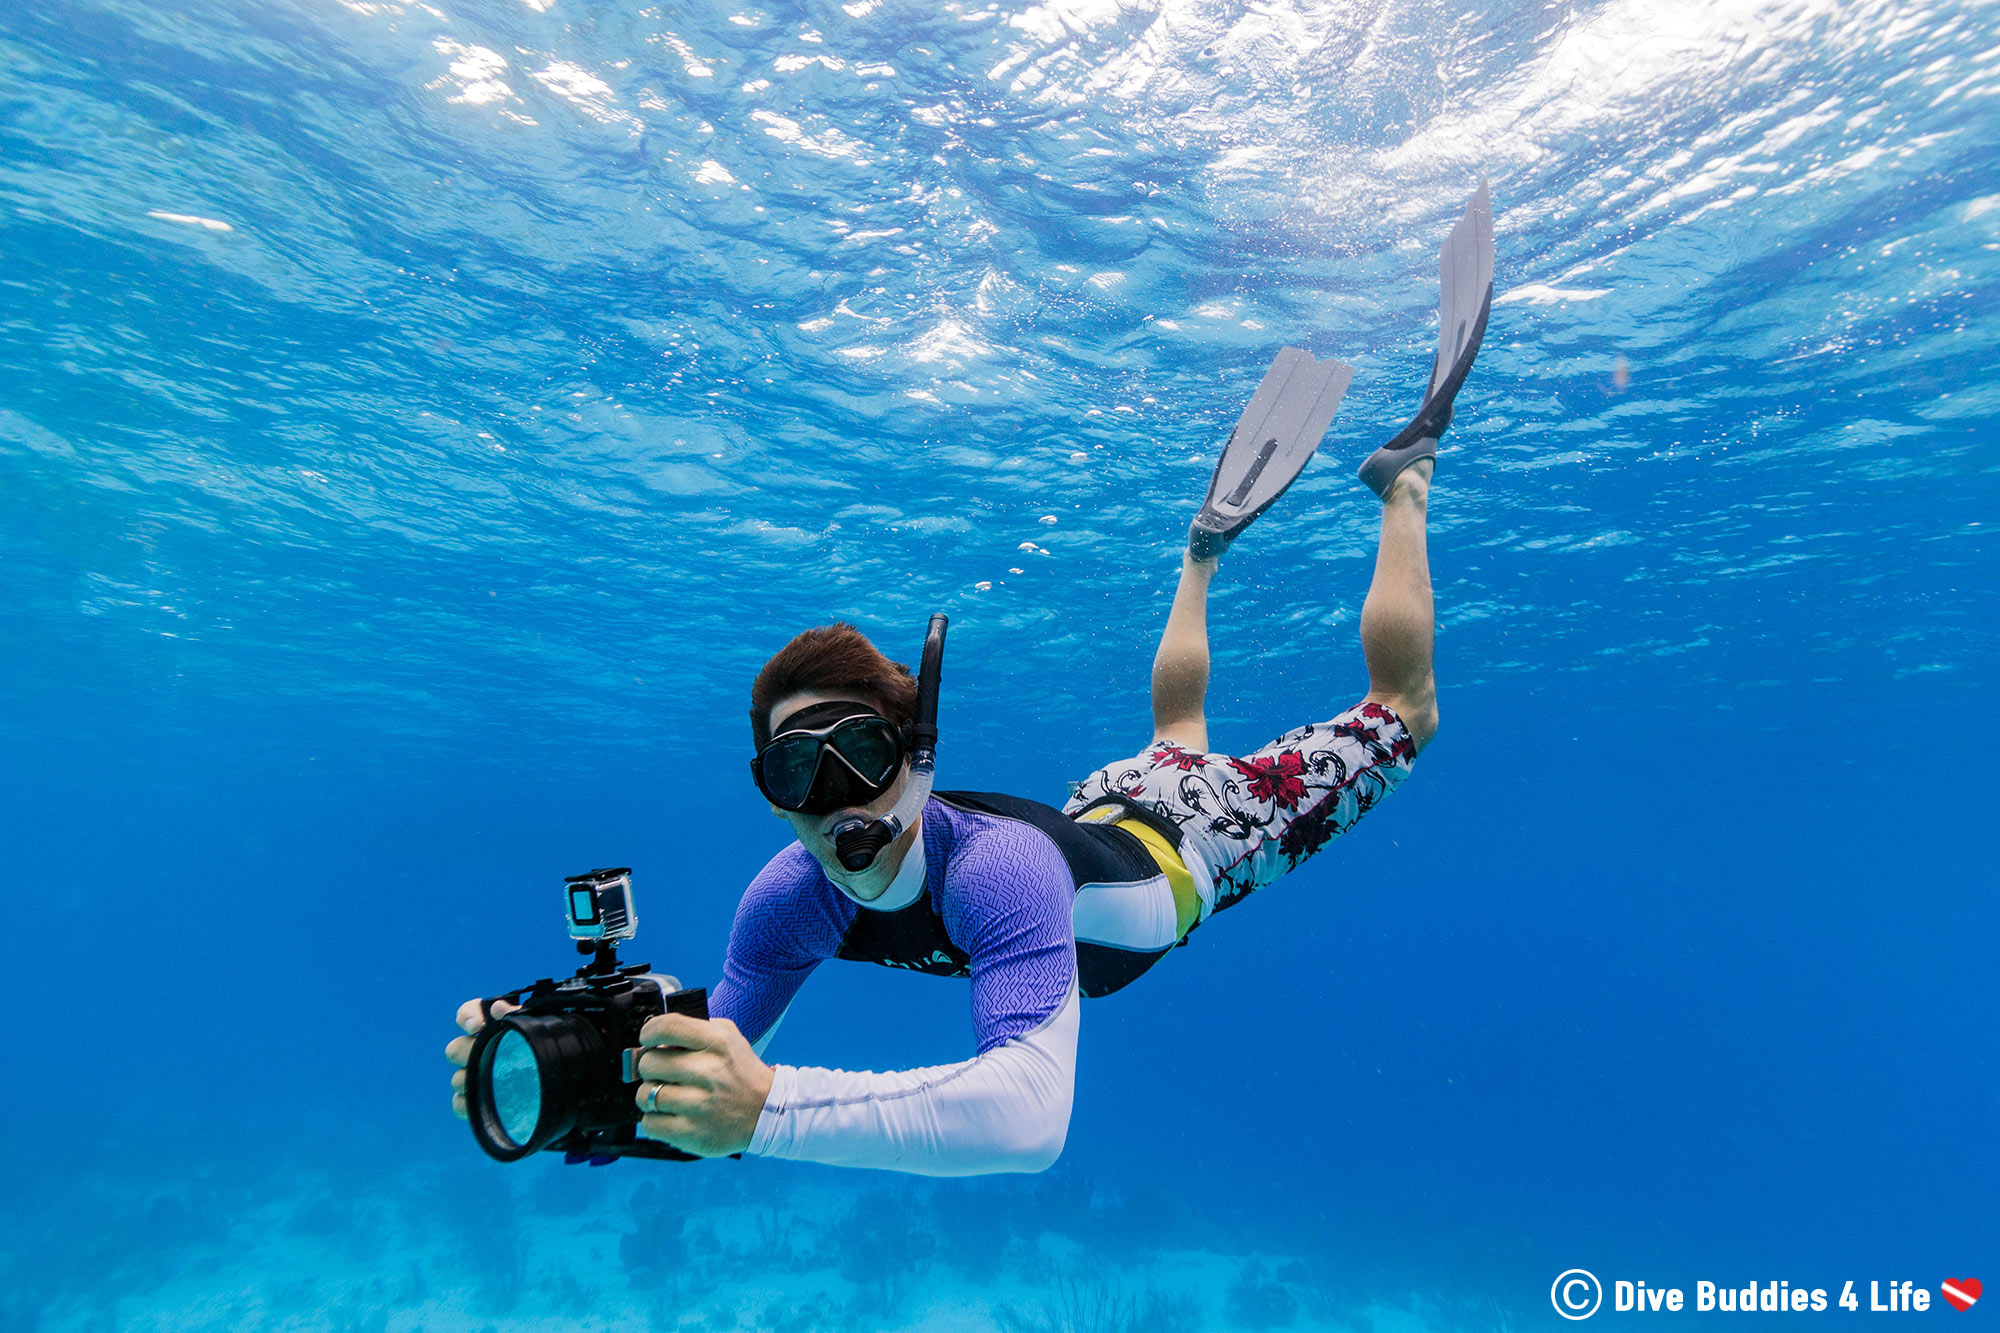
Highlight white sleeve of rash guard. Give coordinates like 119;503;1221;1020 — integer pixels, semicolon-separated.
745;979;1079;1176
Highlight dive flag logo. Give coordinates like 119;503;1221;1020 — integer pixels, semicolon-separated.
1941;1279;1981;1312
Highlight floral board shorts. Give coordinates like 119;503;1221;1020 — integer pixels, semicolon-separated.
1063;701;1416;928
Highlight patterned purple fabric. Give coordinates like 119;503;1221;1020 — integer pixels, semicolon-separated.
711;799;1078;1054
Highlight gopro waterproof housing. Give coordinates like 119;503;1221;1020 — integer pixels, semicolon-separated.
462;868;711;1165
565;867;636;944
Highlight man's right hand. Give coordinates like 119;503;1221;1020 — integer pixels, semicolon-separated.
446;996;518;1120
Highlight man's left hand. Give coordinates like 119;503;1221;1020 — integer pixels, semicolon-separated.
630;1014;774;1157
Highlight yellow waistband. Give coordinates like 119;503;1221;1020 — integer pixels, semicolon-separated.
1079;808;1201;942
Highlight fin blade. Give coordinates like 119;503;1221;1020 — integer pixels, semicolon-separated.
1430;179;1494;398
1358;180;1497;499
1202;348;1353;524
1207;348;1312;509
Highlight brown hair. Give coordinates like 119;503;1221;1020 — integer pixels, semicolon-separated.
750;623;918;747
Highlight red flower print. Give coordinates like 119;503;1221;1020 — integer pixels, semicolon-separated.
1228;750;1309;810
1151;743;1209;771
1335;715;1413;765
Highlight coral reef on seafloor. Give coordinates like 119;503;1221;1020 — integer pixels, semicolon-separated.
3;1128;1542;1333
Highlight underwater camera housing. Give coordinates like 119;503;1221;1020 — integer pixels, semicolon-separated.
462;868;713;1165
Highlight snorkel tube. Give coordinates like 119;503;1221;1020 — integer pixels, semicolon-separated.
831;613;948;873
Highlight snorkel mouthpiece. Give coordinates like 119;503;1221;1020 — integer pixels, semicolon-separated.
831;613;948;873
832;817;897;872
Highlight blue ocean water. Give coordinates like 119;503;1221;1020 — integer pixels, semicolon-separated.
3;0;1997;1327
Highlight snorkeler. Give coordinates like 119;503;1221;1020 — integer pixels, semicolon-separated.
446;183;1495;1175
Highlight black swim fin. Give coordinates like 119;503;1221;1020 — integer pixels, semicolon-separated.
1188;346;1355;561
1358;180;1495;499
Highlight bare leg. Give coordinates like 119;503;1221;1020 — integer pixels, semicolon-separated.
1149;551;1216;751
1360;459;1438;750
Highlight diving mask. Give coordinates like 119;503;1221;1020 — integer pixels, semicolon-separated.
751;701;906;816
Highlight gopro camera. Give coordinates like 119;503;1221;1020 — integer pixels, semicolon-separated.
462;867;714;1165
565;867;636;944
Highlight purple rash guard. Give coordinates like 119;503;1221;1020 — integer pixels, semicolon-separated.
708;796;1086;1174
714;796;1078;1052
